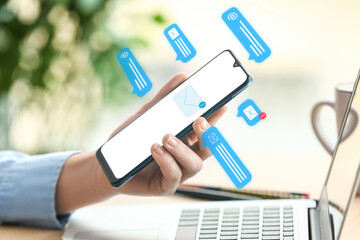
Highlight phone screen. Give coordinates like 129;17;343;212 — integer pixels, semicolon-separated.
100;50;249;180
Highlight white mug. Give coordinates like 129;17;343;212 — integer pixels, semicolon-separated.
311;82;358;154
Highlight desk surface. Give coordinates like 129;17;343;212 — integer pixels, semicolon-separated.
0;153;359;239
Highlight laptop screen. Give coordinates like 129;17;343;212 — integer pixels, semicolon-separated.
325;74;360;238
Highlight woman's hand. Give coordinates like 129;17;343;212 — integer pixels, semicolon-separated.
55;74;227;214
103;73;227;196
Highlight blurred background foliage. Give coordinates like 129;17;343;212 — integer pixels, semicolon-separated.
0;0;168;154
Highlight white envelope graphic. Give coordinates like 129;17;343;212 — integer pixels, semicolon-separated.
243;105;258;120
173;85;202;117
168;27;180;40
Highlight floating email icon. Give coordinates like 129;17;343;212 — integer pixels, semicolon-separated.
237;99;266;126
174;85;206;117
222;7;271;63
168;27;180;40
164;23;196;63
243;105;258;120
208;132;219;144
202;126;252;188
116;48;152;97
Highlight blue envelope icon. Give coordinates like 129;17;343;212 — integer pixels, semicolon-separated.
174;85;203;117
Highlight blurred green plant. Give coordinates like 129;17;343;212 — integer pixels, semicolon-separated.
0;0;167;153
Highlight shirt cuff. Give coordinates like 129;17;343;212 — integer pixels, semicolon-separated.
0;151;79;229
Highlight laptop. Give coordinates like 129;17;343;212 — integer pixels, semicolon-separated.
63;71;360;240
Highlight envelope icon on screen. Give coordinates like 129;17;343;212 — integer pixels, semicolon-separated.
174;85;202;117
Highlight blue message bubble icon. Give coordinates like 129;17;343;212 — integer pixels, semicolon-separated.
116;48;152;97
222;7;271;63
237;99;266;126
202;126;252;188
164;23;196;63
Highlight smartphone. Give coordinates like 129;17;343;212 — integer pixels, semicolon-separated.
96;50;252;188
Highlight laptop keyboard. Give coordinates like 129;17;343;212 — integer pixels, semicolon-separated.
175;206;294;240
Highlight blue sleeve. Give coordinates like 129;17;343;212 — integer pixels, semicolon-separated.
0;150;78;229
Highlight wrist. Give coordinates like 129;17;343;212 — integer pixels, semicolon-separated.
92;151;117;197
75;150;117;198
55;150;116;214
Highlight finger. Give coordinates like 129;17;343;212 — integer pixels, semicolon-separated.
181;130;198;146
162;134;203;180
192;118;213;159
207;105;228;126
153;73;188;101
139;73;188;114
182;106;228;147
150;143;182;195
191;105;227;159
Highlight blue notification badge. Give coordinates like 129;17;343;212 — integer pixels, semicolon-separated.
202;126;252;188
222;7;271;63
164;23;196;63
237;99;266;126
116;48;152;97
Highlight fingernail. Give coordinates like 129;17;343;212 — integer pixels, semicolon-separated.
167;134;177;147
155;144;163;155
201;120;210;131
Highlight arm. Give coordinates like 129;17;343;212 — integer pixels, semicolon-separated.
55;73;227;214
0;74;226;228
0;151;77;228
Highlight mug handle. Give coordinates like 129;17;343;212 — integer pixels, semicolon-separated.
341;108;358;141
311;101;335;154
